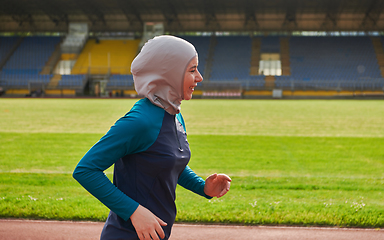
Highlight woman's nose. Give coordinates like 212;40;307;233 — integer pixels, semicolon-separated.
196;70;203;82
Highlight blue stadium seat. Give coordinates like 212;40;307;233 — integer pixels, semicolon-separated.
210;36;252;81
107;75;134;87
289;36;381;82
0;37;20;64
260;36;280;53
1;36;61;87
58;75;86;87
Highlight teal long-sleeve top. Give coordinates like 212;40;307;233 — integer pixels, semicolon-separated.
73;98;210;239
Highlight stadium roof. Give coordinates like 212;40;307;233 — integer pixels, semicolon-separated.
1;0;384;33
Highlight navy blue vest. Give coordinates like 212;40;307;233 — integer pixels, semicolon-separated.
100;111;191;240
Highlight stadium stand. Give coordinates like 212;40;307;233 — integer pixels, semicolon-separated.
280;37;291;76
260;36;280;53
375;37;384;77
276;36;383;90
61;34;87;54
210;36;252;81
0;72;52;84
107;74;134;88
0;34;383;98
0;0;383;98
1;36;60;90
0;37;21;68
198;36;265;91
3;36;61;74
71;39;140;75
249;37;261;75
58;74;86;88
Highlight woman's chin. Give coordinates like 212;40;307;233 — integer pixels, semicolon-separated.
184;95;192;100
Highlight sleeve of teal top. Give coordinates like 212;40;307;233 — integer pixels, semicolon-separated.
178;166;212;199
73;100;164;221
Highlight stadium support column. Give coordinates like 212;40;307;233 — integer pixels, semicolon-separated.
203;34;217;82
0;37;24;71
371;37;384;78
280;37;291;76
41;42;62;75
249;38;261;75
265;76;275;90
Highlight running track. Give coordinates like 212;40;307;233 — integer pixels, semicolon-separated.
0;219;383;240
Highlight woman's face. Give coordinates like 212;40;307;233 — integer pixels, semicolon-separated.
183;56;203;100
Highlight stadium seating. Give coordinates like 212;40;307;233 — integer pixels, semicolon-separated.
71;39;140;75
275;36;383;89
1;35;383;95
203;36;266;89
286;36;381;80
3;36;61;74
0;71;52;86
1;36;61;87
260;36;280;53
57;74;86;88
210;36;252;81
107;74;134;88
0;37;20;65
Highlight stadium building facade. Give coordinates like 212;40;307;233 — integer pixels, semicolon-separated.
0;0;383;98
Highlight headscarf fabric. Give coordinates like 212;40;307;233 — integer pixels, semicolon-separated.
131;35;197;115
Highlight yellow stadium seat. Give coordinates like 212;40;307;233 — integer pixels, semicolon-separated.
71;39;140;75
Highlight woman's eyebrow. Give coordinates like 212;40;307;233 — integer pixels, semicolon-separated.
189;65;197;70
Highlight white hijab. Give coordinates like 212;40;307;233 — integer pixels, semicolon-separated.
131;35;197;115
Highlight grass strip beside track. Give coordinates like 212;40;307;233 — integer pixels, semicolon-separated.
0;172;383;227
0;132;383;227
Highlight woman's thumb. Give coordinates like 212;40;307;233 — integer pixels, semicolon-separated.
206;173;218;181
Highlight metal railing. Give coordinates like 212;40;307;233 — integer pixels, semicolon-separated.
69;66;131;75
1;74;384;94
273;79;384;91
197;81;243;91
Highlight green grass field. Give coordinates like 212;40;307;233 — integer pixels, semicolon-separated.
0;98;383;227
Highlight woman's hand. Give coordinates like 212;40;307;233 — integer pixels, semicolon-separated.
130;205;167;240
204;173;232;198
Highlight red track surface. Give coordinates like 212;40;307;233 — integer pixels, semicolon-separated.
0;219;383;240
